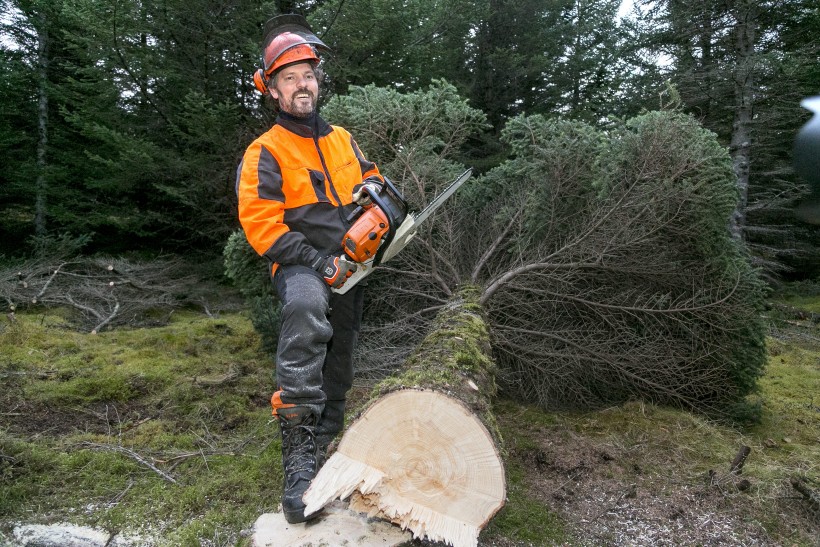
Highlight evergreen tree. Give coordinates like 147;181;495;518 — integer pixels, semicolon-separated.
1;0;102;248
745;0;820;278
0;0;285;255
309;0;482;95
536;0;642;123
635;0;820;278
67;0;276;252
0;28;38;254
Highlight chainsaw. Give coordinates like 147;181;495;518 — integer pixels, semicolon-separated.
332;168;473;294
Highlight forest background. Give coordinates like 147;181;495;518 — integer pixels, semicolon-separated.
1;0;818;279
2;1;820;545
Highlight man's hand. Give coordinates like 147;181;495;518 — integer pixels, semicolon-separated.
312;254;358;289
351;177;383;207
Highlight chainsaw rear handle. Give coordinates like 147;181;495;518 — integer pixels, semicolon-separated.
359;176;408;267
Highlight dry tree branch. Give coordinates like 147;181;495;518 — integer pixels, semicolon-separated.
91;299;121;335
80;442;178;484
516;274;741;316
1;256;196;332
414;237;456;296
471;207;525;284
34;261;67;301
481;181;641;305
791;477;820;518
63;294;104;320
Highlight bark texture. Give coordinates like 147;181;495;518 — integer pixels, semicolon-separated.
35;16;49;237
729;0;759;239
368;285;502;445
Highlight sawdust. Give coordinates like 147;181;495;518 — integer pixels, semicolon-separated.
507;431;803;547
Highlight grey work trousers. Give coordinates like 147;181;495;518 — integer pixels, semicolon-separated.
272;264;365;441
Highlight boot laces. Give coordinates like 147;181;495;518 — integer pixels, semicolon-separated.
282;422;318;480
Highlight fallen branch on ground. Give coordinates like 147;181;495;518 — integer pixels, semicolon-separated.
80;442;178;484
791;477;820;519
730;445;751;474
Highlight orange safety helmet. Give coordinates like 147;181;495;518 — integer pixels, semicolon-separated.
253;14;329;94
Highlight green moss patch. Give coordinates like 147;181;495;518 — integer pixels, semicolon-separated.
0;309;278;543
481;459;567;545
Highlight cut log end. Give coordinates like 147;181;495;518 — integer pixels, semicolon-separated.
304;389;506;547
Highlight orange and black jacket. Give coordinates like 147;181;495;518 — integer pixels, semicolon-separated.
236;112;383;275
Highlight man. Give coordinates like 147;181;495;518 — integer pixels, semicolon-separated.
235;14;383;524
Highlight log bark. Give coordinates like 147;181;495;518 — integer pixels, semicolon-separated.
304;286;506;547
791;477;820;519
729;445;751;474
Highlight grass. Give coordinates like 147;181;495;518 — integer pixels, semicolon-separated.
0;309;280;545
482;458;567;544
1;293;819;546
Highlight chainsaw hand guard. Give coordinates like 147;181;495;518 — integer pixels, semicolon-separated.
351;178;384;207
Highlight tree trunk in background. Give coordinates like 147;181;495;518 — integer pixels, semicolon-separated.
303;287;505;547
569;0;584;111
695;11;714;122
729;1;758;240
35;15;49;237
471;0;504;130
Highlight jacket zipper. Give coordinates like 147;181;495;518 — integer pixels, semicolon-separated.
313;134;350;226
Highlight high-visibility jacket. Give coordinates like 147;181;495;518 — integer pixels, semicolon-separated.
236;112;382;275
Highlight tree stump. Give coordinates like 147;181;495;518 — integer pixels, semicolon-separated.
303;287;506;547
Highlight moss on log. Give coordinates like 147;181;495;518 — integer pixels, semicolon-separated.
304;285;506;547
370;285;502;446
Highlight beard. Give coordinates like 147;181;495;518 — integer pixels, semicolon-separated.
279;88;317;118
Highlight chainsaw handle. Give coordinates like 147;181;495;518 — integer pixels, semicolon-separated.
331;259;374;295
360;181;382;201
344;182;387;223
365;177;407;266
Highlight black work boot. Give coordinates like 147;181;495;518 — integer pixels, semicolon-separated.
315;399;346;466
278;406;319;524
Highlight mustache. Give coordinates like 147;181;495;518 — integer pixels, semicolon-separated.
291;88;315;101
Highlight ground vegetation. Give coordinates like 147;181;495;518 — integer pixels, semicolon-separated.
0;286;816;545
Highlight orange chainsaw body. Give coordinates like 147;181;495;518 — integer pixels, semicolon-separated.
343;205;391;263
332;170;471;295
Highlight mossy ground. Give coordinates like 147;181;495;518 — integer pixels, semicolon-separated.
0;309;279;546
489;291;820;545
1;292;818;546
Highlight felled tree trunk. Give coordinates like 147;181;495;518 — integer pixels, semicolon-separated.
303;286;505;547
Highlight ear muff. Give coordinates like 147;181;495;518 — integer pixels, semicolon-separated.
253;69;269;94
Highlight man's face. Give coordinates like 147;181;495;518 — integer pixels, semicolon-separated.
270;62;319;117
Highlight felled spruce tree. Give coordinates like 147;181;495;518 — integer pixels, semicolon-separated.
229;83;766;546
328;95;766;421
225;82;767;425
470;111;767;420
